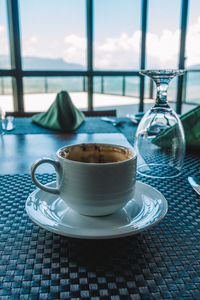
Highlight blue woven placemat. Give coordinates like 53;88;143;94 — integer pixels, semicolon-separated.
5;117;138;142
0;152;200;299
5;117;120;134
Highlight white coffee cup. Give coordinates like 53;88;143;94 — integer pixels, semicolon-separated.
31;143;137;216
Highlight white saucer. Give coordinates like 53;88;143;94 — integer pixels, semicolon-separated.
26;181;168;239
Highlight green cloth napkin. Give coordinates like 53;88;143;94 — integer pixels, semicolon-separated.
180;105;200;150
32;90;85;132
153;105;200;150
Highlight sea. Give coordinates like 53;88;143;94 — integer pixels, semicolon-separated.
0;72;199;105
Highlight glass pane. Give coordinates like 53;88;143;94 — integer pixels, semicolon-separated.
144;78;154;112
24;77;46;94
46;77;85;93
93;77;140;96
146;0;181;69
23;77;87;111
185;72;200;104
103;77;123;95
167;77;177;102
144;77;152;99
185;0;200;105
94;76;140;96
0;77;13;112
94;0;141;70
93;77;102;94
185;0;200;68
19;0;86;70
93;76;140;116
23;77;85;94
0;0;11;69
125;77;139;97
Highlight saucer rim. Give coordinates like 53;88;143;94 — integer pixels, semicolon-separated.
26;181;168;239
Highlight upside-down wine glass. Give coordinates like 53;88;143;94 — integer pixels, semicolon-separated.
135;70;185;178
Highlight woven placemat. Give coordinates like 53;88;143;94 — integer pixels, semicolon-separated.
0;153;200;299
5;117;120;135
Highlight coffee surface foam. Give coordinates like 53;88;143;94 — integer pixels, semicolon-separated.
60;144;133;163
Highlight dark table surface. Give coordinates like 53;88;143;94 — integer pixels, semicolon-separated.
0;117;200;299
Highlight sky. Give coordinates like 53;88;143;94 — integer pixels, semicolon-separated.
1;0;200;69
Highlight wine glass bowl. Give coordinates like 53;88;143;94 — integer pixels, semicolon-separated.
135;70;185;178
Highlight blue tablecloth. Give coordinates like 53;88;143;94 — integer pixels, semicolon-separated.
5;116;138;146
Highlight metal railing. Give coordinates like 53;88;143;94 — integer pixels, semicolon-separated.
0;0;193;113
0;71;199;106
0;0;197;113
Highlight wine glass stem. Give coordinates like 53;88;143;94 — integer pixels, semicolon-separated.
156;83;169;106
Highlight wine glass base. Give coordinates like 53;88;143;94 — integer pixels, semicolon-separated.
137;163;181;179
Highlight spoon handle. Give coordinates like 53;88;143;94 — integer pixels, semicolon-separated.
188;176;200;196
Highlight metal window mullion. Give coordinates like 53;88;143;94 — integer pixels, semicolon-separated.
101;76;104;94
87;0;93;110
7;0;24;112
122;76;126;96
176;0;189;114
139;0;148;112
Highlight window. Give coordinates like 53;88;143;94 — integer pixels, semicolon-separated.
23;76;87;111
185;0;200;104
146;0;181;69
0;0;11;69
94;0;141;70
185;0;200;69
0;0;198;115
0;77;13;112
19;0;86;70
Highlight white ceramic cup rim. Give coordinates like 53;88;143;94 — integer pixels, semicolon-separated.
57;143;136;165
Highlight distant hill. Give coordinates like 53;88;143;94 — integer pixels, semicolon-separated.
187;64;200;70
0;55;85;70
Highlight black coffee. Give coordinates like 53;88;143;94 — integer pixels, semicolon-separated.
60;143;133;163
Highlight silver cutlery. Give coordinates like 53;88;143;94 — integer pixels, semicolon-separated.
101;117;137;126
126;112;144;124
101;117;124;127
188;176;200;196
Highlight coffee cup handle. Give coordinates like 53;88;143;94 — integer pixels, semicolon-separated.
31;158;60;194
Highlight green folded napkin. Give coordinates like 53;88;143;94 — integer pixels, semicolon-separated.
153;105;200;150
32;90;85;132
180;105;200;150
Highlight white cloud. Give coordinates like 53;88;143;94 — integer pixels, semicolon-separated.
60;16;200;69
146;29;180;68
22;35;38;57
186;16;200;66
98;31;141;54
63;34;86;65
0;25;5;34
93;31;141;69
61;29;181;69
98;32;131;52
18;15;200;69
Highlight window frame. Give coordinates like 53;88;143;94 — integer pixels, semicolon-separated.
0;0;192;114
